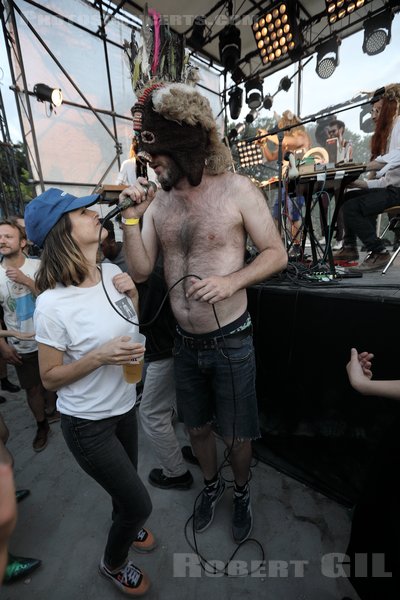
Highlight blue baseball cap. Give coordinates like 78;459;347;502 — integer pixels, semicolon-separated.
24;188;100;248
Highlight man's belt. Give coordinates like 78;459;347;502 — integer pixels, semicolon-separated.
177;327;252;351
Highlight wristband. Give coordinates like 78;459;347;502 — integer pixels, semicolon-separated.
121;217;140;226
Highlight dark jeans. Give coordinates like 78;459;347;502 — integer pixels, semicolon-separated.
61;406;152;568
343;186;400;252
173;333;260;440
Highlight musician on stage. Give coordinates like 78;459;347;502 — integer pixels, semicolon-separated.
256;111;311;255
333;84;400;271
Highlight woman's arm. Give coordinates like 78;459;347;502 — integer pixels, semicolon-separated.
38;336;145;391
346;347;400;399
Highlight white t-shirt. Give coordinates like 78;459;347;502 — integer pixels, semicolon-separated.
368;116;400;189
0;256;39;353
115;159;157;186
34;263;138;420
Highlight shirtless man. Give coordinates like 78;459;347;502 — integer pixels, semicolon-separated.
121;83;287;543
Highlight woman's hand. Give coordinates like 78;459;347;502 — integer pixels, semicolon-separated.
97;336;145;366
112;273;137;297
346;348;374;392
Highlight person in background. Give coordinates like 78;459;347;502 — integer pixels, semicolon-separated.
116;139;156;187
101;220;195;489
24;188;153;596
0;415;41;585
344;347;400;599
257;110;311;255
0;220;56;451
333;84;400;271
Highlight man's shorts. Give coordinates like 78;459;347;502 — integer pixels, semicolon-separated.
14;351;42;389
173;313;260;440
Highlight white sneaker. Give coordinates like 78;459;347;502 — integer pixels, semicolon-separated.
332;240;344;250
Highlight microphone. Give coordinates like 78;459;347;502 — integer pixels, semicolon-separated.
284;152;299;179
104;181;157;220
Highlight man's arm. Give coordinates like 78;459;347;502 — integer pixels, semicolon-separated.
187;176;287;303
4;268;38;296
119;180;159;282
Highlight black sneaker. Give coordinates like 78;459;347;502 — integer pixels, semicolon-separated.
148;468;193;490
1;378;20;393
194;478;225;532
181;445;200;467
99;558;150;596
232;486;253;544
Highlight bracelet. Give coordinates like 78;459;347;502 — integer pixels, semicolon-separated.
121;217;140;226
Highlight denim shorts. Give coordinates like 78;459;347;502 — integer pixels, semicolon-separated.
173;332;260;440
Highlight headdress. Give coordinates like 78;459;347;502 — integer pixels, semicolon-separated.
125;5;231;186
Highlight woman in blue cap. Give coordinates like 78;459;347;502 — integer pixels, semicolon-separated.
24;188;153;596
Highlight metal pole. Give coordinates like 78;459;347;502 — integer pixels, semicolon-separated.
2;0;45;191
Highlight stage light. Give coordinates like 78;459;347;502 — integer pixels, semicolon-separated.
245;78;263;109
229;87;243;120
228;122;246;142
362;9;393;56
325;0;371;25
33;83;63;107
219;24;241;72
252;2;302;66
279;75;292;92
231;65;246;84
187;16;208;50
237;140;264;167
263;94;273;110
245;109;259;123
315;38;340;79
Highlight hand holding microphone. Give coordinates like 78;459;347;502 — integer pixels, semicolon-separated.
106;179;157;220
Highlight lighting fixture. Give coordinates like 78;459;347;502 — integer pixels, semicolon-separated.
33;83;63;107
263;94;273;110
252;2;301;66
229;87;243;120
325;0;371;25
228;123;246;142
219;23;241;72
237;140;264;167
315;38;340;79
187;16;208;50
245;109;259;124
245;78;263;109
279;75;292;92
362;9;393;56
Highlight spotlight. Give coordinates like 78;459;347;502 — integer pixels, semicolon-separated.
362;9;393;56
263;94;273;110
187;16;208;50
245;109;259;123
252;2;302;66
219;24;241;72
245;79;263;109
231;65;246;84
228;122;245;142
325;0;371;25
279;75;292;92
315;38;340;79
237;140;264;167
229;87;243;120
33;83;63;107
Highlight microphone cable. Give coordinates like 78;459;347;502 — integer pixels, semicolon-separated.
96;221;265;574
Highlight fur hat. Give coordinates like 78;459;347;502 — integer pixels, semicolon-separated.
132;83;231;186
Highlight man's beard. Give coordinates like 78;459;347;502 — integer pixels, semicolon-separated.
157;159;184;191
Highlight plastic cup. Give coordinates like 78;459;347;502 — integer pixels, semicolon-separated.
122;333;146;384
